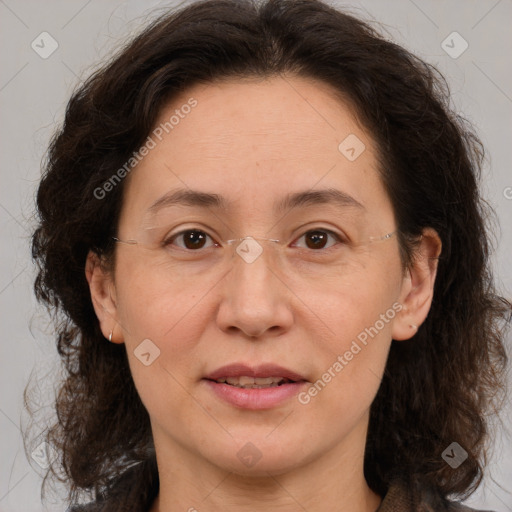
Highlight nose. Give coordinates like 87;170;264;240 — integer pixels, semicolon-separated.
215;241;294;339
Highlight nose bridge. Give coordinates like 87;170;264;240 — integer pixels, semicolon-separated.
224;236;288;300
224;236;282;287
216;236;291;336
227;236;280;265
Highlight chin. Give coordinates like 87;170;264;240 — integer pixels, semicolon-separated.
203;436;310;477
219;454;306;478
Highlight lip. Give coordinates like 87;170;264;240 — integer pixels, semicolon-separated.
204;363;307;382
202;363;308;410
203;380;307;410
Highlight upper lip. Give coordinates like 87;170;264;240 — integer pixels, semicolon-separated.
204;363;308;382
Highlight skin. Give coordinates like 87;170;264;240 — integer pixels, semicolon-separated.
87;75;441;512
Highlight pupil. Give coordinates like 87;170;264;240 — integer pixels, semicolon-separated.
306;231;327;249
184;231;206;249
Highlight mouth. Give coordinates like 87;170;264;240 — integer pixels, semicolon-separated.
206;376;301;389
202;363;308;409
203;363;308;385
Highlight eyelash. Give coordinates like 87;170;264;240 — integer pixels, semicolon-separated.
163;228;347;252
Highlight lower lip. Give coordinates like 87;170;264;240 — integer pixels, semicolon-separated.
203;380;307;410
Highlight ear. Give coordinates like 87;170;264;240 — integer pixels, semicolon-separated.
85;250;124;344
392;228;442;341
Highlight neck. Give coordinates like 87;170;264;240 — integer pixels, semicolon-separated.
149;420;381;512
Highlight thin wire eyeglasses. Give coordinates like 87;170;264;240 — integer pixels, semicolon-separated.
112;230;397;266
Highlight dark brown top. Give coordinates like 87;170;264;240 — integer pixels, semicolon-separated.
376;479;492;512
69;477;495;512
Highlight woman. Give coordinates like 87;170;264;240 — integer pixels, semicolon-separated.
30;0;509;510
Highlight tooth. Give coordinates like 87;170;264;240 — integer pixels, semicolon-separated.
217;376;289;386
238;376;256;386
235;383;280;389
253;377;274;385
225;376;254;386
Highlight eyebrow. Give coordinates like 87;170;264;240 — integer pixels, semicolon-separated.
275;188;365;213
147;188;228;214
146;187;365;216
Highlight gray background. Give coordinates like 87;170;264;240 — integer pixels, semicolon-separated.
1;0;511;510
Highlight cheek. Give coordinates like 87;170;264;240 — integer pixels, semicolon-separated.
112;259;217;411
298;298;395;429
302;256;402;405
114;266;212;426
306;252;402;341
114;255;214;343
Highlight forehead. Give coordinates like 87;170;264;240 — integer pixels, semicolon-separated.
151;75;364;165
119;75;394;226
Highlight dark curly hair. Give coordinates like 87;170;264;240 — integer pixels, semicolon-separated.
29;0;510;509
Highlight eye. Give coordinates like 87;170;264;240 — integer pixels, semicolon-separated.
292;229;344;250
165;229;218;251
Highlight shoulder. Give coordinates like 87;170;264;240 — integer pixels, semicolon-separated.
66;493;107;512
66;505;102;512
448;503;495;512
65;458;158;511
379;479;497;512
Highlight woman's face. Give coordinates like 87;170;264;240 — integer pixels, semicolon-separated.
89;76;436;477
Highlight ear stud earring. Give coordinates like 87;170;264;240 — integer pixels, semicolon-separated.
108;330;113;342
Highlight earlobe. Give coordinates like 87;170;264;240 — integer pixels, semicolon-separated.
392;228;442;341
85;251;124;344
